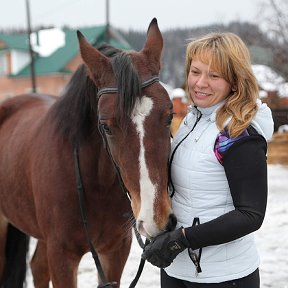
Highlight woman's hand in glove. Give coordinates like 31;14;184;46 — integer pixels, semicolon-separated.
141;228;189;268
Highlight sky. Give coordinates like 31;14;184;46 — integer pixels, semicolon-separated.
1;0;265;32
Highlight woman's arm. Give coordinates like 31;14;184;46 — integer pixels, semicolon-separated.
185;134;268;250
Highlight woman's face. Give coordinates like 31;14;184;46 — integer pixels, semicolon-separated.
187;59;232;108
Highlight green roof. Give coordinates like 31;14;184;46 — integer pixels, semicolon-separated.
2;25;132;78
0;33;29;51
249;46;273;66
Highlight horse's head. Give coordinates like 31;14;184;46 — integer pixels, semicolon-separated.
77;18;176;238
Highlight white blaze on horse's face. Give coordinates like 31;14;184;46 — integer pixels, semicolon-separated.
131;96;159;238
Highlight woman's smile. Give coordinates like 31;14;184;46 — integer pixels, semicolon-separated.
194;91;211;99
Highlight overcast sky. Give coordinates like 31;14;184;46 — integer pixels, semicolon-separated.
0;0;265;32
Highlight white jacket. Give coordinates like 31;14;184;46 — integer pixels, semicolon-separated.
165;100;274;283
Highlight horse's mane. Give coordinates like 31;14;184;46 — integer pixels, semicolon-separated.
49;44;141;145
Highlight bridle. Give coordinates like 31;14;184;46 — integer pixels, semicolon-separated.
74;75;159;288
97;75;159;98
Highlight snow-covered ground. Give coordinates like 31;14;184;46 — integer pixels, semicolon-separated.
27;164;288;288
255;165;288;288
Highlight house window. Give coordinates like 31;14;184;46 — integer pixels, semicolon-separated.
0;53;7;76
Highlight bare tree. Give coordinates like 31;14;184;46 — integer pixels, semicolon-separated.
258;0;288;80
261;0;288;44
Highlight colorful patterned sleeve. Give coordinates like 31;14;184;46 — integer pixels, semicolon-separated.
214;129;250;165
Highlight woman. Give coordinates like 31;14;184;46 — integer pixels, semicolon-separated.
142;32;274;287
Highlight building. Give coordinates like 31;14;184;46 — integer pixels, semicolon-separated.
0;26;131;101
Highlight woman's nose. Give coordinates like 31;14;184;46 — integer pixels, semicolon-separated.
196;74;209;87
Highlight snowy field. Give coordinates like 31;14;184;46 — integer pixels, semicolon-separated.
26;164;288;288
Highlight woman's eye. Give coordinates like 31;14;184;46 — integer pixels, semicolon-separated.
190;70;199;75
210;73;220;79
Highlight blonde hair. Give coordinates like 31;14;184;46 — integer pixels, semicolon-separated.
185;32;258;138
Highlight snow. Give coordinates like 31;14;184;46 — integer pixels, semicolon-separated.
279;83;288;98
278;125;288;133
26;164;288;287
31;28;65;57
255;165;288;288
252;65;288;98
252;65;285;91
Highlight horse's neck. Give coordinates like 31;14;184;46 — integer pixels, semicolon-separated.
79;135;118;181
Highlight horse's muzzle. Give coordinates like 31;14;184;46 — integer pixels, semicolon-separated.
165;213;177;231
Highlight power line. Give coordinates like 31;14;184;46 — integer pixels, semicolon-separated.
32;0;80;22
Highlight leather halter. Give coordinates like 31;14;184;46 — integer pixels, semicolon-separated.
74;75;159;288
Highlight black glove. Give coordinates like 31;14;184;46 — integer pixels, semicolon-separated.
141;228;189;268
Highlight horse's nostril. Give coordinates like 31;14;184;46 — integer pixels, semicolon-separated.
166;213;177;231
137;220;144;234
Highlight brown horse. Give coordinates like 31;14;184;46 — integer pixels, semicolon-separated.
0;19;176;288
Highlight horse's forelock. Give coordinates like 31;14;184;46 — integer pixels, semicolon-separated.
111;52;141;128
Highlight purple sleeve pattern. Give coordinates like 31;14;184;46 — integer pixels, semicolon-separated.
214;129;250;165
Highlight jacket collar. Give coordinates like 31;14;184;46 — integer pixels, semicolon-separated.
189;101;225;122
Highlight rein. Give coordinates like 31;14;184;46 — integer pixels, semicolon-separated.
74;146;116;288
74;75;158;288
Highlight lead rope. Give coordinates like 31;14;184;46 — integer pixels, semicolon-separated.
168;109;203;274
168;110;202;198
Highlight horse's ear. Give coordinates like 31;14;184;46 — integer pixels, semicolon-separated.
77;31;111;85
141;18;163;71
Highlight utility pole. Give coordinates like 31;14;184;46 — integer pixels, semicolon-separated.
105;0;110;43
25;0;37;93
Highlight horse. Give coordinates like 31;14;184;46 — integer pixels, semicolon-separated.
0;18;176;288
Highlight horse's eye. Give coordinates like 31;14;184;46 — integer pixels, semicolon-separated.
101;123;112;135
166;113;174;127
